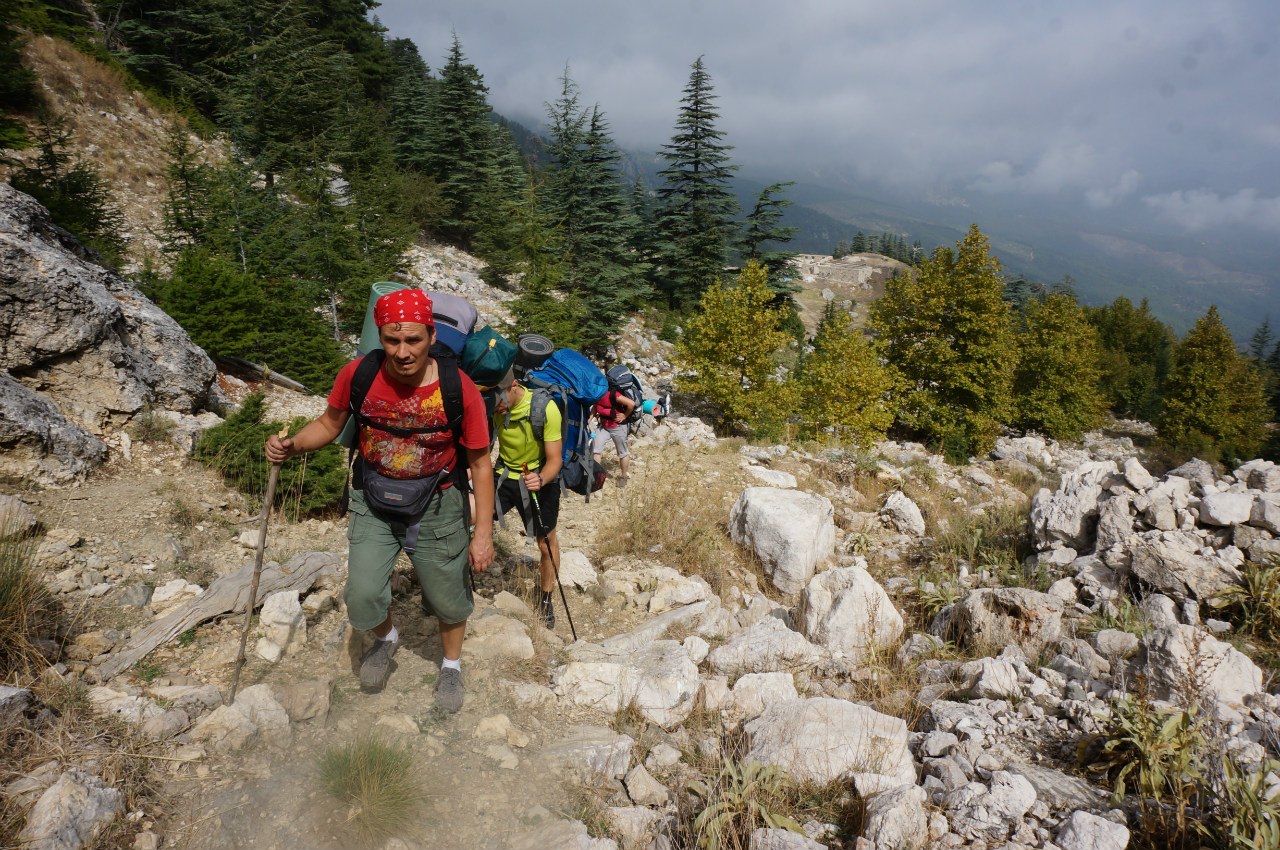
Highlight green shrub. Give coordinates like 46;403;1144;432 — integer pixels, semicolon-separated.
685;759;805;850
1208;558;1280;641
319;735;421;843
195;393;347;518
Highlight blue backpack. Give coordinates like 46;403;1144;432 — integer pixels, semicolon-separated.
524;349;610;500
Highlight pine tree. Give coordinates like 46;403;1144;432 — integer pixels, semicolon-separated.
0;0;38;151
1159;306;1270;462
1012;292;1107;439
739;181;799;295
1249;318;1274;364
677;261;793;437
792;301;897;445
653;56;739;309
869;224;1017;459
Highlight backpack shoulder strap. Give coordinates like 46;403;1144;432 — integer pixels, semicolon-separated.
528;387;550;445
349;350;385;424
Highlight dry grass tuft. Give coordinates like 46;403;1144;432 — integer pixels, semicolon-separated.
0;528;61;680
594;446;745;591
318;735;422;843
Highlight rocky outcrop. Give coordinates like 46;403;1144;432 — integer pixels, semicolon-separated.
0;183;215;484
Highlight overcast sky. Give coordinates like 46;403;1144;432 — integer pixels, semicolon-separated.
374;1;1280;235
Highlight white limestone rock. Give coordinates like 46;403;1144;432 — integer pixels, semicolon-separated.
1198;492;1255;527
1128;530;1241;601
880;490;926;536
1056;810;1130;850
624;763;669;807
707;617;824;679
749;829;825;849
558;550;600;589
258;590;305;657
799;563;903;661
542;726;635;782
465;610;535;661
553;639;700;729
744;697;915;785
730;672;798;722
601;562;714;614
943;771;1036;842
747;465;798;488
862;783;929;850
1029;461;1116;550
947;587;1064;655
1141;625;1263;719
1122;457;1154;491
729;488;835;594
17;769;123;850
87;687;164;725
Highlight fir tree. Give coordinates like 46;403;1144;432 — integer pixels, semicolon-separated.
386;37;433;171
792;301;897;445
1012;292;1107;439
677;260;793;437
12;117;126;265
0;0;38;151
1159;306;1270;463
1249;317;1274;364
423;34;493;243
653;56;739;309
869;224;1017;460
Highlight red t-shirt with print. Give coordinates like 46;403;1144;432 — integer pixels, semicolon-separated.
327;358;490;480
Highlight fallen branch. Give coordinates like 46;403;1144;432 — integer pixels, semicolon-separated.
98;551;342;680
212;355;310;394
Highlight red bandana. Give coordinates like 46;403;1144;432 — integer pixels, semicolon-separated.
374;289;434;328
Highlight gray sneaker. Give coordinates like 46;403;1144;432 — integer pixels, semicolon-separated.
435;666;464;713
358;637;398;691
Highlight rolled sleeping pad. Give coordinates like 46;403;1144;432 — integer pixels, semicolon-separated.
515;333;554;377
339;281;411;447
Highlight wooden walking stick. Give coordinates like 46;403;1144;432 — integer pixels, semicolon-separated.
229;426;288;702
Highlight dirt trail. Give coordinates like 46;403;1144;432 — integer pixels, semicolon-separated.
138;445;682;850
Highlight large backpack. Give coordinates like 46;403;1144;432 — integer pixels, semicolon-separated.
605;364;645;425
524;348;610;500
425;291;479;355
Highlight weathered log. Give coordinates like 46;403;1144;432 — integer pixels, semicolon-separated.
98;551;342;680
212;355;311;394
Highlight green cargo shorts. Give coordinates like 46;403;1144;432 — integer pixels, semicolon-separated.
344;486;474;629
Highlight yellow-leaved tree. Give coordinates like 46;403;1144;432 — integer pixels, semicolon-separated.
869;224;1017;460
792;301;898;445
677;260;793;437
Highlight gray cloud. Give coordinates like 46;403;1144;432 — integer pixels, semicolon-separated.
375;0;1280;231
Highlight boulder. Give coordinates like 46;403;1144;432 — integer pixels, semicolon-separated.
1251;494;1280;535
558;551;600;589
1237;460;1280;492
862;783;929;850
746;466;797;488
744;697;915;785
1122;457;1154;491
0;183;215;484
1056;810;1130;850
0;494;38;538
465;611;535;661
1029;461;1116;550
1168;459;1216;491
17;769;123;850
729;488;835;594
799;564;903;660
943;771;1036;842
607;806;665;850
1127;531;1241;601
601;562;713;614
1140;625;1263;718
880;491;926;536
749;829;824;849
1198;492;1255;527
946;587;1064;655
553;640;700;729
0;374;108;485
707;617;824;679
730;672;798;721
542;725;635;782
623;763;669;806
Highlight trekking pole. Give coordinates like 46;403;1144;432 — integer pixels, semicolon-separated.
229;426;287;702
523;463;577;641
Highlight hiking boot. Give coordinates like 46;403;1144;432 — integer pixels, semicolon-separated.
539;592;555;630
436;666;464;713
617;475;629;489
358;637;398;691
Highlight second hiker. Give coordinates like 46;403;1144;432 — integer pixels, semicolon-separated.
491;368;563;629
592;385;637;487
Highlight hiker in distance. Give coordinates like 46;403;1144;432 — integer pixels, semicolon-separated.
491;368;563;629
265;289;495;712
592;384;637;486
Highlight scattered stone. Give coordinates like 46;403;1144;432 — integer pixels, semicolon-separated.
18;768;124;850
272;679;330;723
731;672;798;721
553;639;700;729
880;491;926;536
257;590;306;658
624;763;669;806
747;465;798;488
0;494;38;538
749;828;825;849
1056;810;1130;850
558;551;600;589
707;617;824;679
542;726;635;782
862;784;929;850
